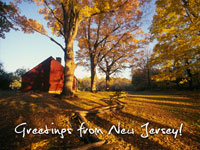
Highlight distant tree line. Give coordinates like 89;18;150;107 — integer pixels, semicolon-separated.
131;49;200;91
78;77;132;91
0;63;27;90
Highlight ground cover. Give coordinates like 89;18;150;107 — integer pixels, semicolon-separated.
0;90;199;150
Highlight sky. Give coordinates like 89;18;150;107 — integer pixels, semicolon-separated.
0;0;156;79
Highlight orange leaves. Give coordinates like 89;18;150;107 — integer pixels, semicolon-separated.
17;16;47;35
78;38;89;49
32;0;44;6
39;8;48;18
76;1;150;79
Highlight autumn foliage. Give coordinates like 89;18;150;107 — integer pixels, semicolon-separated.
11;0;143;96
0;1;19;39
76;0;150;91
150;0;200;89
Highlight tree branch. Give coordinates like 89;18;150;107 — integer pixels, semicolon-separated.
110;66;120;75
98;64;106;73
98;33;126;63
28;25;65;51
49;37;65;51
97;24;121;46
110;53;126;68
44;0;63;25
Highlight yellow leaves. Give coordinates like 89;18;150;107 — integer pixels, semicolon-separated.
80;5;94;18
152;73;176;82
104;2;110;10
162;27;175;34
28;19;47;35
80;1;111;18
150;0;200;82
179;79;188;85
93;7;101;14
132;38;139;44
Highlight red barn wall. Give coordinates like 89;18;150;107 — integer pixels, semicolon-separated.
21;58;51;92
48;59;64;93
21;57;77;93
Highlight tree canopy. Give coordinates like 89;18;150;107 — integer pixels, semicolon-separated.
11;0;133;96
150;0;200;87
76;0;150;91
0;1;18;39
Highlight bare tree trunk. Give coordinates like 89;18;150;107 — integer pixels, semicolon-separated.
91;62;97;92
62;40;76;96
105;73;110;91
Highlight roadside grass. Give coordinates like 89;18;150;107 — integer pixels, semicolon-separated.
0;90;199;150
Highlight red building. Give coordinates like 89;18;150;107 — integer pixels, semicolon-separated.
21;56;76;94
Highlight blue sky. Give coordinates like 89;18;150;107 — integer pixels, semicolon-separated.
0;0;156;79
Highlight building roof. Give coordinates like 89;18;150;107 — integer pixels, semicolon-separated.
22;56;62;77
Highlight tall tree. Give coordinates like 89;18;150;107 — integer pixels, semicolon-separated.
13;0;130;96
131;48;152;89
77;0;150;91
150;0;200;88
98;31;148;90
